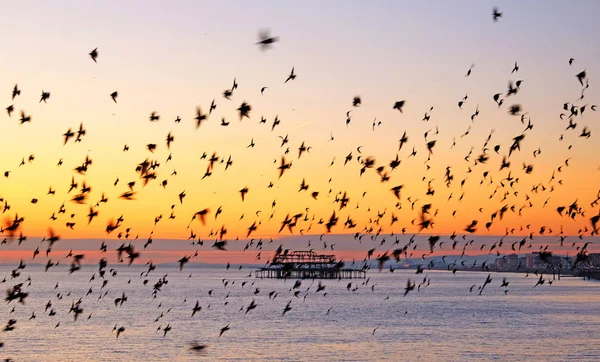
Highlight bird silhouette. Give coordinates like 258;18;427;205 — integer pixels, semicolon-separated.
189;341;208;353
285;67;296;83
89;48;98;62
238;102;252;120
219;324;230;337
240;187;249;201
511;61;519;73
393;100;405;113
195;107;207;128
12;84;20;99
256;29;279;51
576;70;586;86
492;7;502;22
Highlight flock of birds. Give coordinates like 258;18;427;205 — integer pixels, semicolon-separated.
0;7;599;358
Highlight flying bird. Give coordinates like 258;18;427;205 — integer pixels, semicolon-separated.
576;70;586;86
492;7;502;22
256;29;279;51
89;48;98;62
238;102;252;120
285;67;296;83
511;61;519;73
393;100;405;113
12;84;20;99
219;324;230;337
195;107;207;128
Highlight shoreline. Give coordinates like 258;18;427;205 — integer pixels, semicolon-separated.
420;266;600;281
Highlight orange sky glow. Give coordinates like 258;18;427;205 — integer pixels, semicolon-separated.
0;1;598;266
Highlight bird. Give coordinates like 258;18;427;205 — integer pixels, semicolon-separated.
398;131;408;151
191;301;202;317
237;102;252;120
511;61;519;73
114;325;125;338
12;84;20;99
63;128;75;145
391;185;404;199
219;324;230;337
240;187;249;201
195;107;207;128
256;29;279;51
285;67;296;83
166;132;174;149
576;70;586;86
492;7;502;22
193;209;210;225
110;91;118;103
393;100;406;113
277;156;292;178
20;111;31;124
89;48;98;62
508;104;522;115
39;90;51;103
458;94;467;109
87;207;98;224
245;299;257;314
282;301;292;316
178;256;189;271
404;279;415;296
162;324;172;337
465;64;475;77
189;342;208;352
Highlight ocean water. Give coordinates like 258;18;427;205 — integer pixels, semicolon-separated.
1;265;599;361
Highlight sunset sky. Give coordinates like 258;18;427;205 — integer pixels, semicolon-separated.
0;1;599;263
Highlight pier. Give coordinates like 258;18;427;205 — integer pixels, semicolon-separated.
255;250;366;279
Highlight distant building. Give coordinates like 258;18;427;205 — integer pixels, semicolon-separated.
495;253;573;271
588;253;600;268
505;254;522;269
525;252;571;270
550;255;570;269
495;254;525;271
526;253;542;269
562;256;573;269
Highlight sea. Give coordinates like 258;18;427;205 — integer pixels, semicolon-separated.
1;265;599;361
